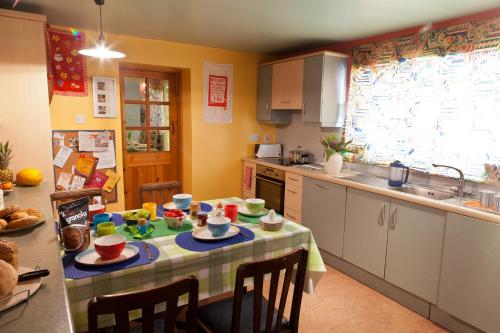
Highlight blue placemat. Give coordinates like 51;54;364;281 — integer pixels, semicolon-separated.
175;226;255;252
62;241;160;279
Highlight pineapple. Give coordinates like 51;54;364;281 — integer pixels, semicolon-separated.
0;141;14;183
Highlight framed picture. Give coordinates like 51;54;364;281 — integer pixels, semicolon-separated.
92;76;117;118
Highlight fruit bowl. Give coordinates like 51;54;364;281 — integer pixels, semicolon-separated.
121;209;150;226
164;209;186;228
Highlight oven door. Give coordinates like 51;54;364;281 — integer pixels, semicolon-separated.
255;175;285;215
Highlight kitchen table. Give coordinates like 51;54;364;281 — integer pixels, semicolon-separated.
65;197;326;332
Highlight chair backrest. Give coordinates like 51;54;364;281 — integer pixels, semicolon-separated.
50;188;106;219
139;181;182;206
88;276;198;333
232;248;308;333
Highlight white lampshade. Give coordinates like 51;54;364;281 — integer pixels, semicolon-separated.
79;42;125;59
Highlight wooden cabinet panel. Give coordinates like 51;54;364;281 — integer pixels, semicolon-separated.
284;207;301;224
271;59;304;109
284;185;302;213
385;199;446;303
301;177;346;257
285;172;303;190
343;188;390;278
438;213;500;333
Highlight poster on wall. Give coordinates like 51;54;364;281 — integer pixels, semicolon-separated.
92;76;117;118
203;62;233;123
45;27;88;96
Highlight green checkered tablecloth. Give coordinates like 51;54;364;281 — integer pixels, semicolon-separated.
65;198;326;332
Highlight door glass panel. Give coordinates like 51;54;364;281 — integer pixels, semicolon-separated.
124;77;146;101
149;105;169;127
126;130;147;152
125;104;146;127
149;79;169;102
149;130;170;152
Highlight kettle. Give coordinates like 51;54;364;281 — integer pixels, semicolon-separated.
388;161;409;187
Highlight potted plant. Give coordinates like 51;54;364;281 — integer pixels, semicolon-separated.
320;134;353;176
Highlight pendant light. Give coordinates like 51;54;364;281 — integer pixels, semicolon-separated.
79;0;125;59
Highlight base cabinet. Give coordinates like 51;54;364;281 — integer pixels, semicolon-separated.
301;177;346;257
343;188;390;278
385;199;446;303
438;213;500;333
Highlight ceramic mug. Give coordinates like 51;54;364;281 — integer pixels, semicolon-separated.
93;213;111;233
224;204;238;222
97;222;116;237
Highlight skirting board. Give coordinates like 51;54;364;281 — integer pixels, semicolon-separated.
320;249;483;333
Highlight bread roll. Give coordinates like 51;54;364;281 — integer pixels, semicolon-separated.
0;240;18;270
26;208;43;219
0;219;7;230
9;211;29;221
5;216;40;230
0;205;21;219
0;259;18;298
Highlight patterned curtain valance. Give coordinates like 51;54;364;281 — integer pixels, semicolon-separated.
352;17;500;68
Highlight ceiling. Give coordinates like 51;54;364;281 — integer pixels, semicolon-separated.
2;0;499;54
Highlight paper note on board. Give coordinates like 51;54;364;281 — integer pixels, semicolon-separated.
53;146;72;168
53;132;65;140
78;131;109;152
94;140;116;169
70;175;86;190
103;170;120;193
56;172;72;190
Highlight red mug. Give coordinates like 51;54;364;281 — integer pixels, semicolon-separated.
89;204;106;222
224;204;238;222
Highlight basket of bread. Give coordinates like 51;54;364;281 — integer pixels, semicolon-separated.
0;205;44;234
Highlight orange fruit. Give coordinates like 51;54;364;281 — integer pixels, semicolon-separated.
1;182;13;190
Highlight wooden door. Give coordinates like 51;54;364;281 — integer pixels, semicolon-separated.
343;188;390;278
301;177;346;257
120;66;180;209
385;199;446;303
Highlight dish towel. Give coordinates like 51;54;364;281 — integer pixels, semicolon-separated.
243;165;253;191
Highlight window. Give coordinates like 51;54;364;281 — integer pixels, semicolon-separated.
345;17;500;181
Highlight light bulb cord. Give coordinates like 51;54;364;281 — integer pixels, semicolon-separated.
98;3;104;42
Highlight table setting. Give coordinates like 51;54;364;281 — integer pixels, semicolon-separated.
57;194;326;332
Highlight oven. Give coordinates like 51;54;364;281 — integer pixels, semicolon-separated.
255;164;285;214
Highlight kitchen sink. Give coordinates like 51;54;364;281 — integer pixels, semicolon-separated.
391;185;455;200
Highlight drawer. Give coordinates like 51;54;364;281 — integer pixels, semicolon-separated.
284;208;301;224
285;172;303;189
285;185;302;212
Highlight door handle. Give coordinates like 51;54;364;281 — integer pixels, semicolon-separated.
378;204;385;226
302;101;306;117
256;175;283;186
171;121;175;135
390;208;398;230
287;189;299;195
315;183;329;190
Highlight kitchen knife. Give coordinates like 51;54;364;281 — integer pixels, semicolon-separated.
18;269;50;282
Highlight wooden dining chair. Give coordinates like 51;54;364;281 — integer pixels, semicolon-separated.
50;188;106;219
88;276;199;333
139;181;182;205
197;248;309;333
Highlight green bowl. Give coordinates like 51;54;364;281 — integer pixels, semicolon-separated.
245;198;265;214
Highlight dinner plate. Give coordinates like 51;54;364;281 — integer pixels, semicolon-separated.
75;244;139;266
237;207;269;217
192;225;240;241
0;267;42;313
0;219;45;235
163;202;213;213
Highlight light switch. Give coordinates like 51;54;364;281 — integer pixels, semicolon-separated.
249;134;259;142
75;114;85;124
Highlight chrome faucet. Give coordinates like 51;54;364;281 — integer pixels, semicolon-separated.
432;164;465;198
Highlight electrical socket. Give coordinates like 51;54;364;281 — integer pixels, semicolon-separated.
75;114;85;124
249;134;259;142
264;134;271;143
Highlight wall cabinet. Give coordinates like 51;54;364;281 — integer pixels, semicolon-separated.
271;59;304;110
343;189;390;278
301;177;346;257
242;161;256;199
257;65;291;124
302;54;348;127
438;213;500;333
385;199;446;303
284;172;303;223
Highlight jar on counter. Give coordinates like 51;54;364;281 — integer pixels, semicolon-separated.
197;212;208;227
189;201;201;220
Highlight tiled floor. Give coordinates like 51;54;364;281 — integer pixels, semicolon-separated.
276;266;449;333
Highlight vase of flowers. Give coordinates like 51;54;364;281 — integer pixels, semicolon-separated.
320;134;353;176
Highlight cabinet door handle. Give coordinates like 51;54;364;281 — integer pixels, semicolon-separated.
302;101;306;116
288;177;300;182
287;189;299;195
378;204;385;226
390;208;398;230
315;183;329;190
281;100;291;104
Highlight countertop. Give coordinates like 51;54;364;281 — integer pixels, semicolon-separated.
244;157;500;225
0;183;74;333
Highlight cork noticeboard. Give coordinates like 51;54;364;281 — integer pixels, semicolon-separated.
51;130;118;203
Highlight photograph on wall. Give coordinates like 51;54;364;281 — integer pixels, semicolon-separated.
92;76;117;118
203;62;233;123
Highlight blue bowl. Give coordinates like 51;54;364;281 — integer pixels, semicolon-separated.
173;194;192;210
207;217;231;237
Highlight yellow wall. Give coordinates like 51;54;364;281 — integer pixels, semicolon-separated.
50;28;274;210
